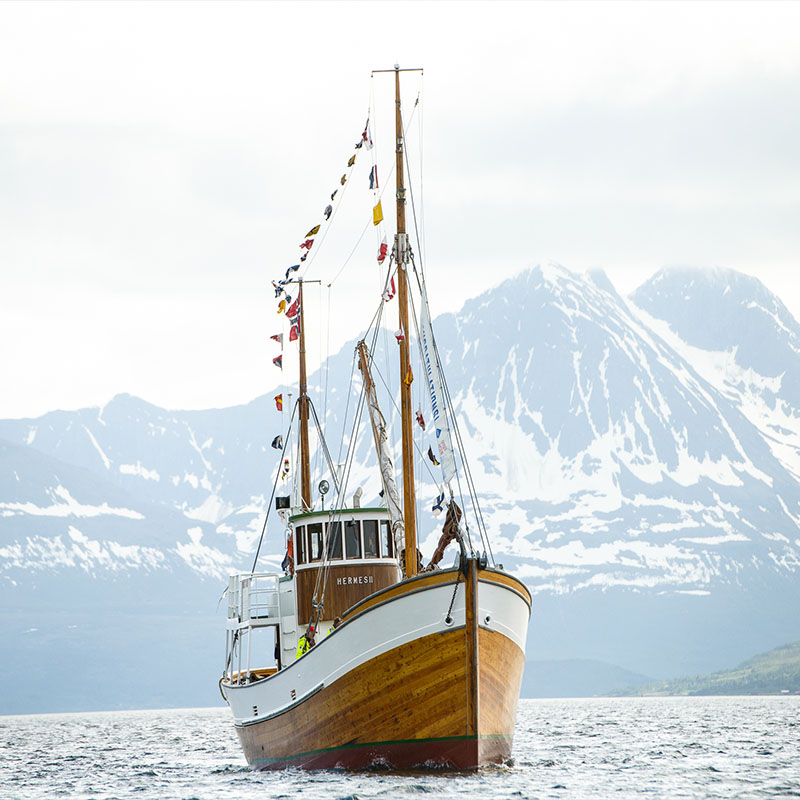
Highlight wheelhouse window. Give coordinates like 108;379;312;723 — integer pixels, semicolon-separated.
326;521;342;560
363;520;379;558
308;523;323;562
380;520;393;558
345;520;361;559
295;525;306;565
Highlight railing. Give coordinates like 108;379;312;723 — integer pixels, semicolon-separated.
228;572;280;627
224;573;284;686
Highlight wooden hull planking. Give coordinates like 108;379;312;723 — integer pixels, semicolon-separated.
233;567;527;770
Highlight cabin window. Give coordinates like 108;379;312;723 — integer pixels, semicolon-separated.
308;523;323;562
295;525;306;565
326;521;342;560
380;520;393;558
345;520;361;559
363;520;379;558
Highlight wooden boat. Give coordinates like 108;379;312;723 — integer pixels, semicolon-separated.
220;66;531;770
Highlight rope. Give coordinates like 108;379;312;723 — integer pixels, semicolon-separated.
250;398;300;573
308;398;341;495
402;107;496;562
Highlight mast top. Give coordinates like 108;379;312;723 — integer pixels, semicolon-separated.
371;67;423;74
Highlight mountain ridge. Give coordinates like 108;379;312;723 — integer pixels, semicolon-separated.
614;639;800;696
2;263;800;711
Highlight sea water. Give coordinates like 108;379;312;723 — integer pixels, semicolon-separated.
1;697;798;799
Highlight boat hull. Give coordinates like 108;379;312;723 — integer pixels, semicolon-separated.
225;566;530;770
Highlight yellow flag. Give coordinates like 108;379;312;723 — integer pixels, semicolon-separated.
278;299;286;314
348;154;356;167
373;200;383;226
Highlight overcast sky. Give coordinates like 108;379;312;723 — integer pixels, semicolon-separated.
2;0;799;419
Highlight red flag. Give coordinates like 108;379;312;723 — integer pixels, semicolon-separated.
299;239;314;250
362;120;373;150
286;298;299;318
377;239;388;264
272;355;282;369
270;333;283;346
395;328;404;344
415;407;426;430
382;275;396;302
289;324;299;342
274;394;283;411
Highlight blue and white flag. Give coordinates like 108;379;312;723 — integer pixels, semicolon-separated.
419;288;456;485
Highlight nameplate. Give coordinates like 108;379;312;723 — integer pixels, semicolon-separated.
336;575;375;586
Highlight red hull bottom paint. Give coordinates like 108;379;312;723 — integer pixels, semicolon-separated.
242;734;513;771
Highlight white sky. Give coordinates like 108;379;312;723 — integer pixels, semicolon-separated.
1;0;799;419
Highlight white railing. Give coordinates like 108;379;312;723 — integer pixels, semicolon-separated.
228;572;280;627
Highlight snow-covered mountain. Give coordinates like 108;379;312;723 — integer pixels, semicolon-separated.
2;263;799;711
435;265;800;595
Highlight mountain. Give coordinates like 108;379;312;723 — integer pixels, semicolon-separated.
614;639;800;696
2;263;800;712
521;659;653;698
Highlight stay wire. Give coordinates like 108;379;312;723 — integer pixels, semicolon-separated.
250;398;300;573
326;94;422;290
311;349;370;616
308;398;341;495
404;261;475;556
403;105;495;562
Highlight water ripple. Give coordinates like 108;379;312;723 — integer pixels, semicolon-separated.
0;698;798;799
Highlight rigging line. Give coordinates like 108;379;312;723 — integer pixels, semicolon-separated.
314;305;396;611
408;274;483;558
356;270;394;351
322;283;332;453
400;94;463;542
326;96;423;290
308;398;341;494
439;364;493;561
326;213;373;287
326;154;398;289
417;82;426;266
312;286;324;481
368;337;441;490
335;354;358;466
294;140;361;284
448;410;487;560
400;100;427;285
406;250;484;558
312;348;370;612
402;269;472;551
250;398;300;573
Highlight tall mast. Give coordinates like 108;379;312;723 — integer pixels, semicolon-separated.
394;65;417;578
297;280;311;510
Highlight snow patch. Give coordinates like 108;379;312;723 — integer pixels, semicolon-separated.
0;485;144;519
119;462;160;481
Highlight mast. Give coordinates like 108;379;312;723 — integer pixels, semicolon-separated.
393;65;417;578
298;280;311;510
